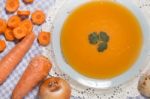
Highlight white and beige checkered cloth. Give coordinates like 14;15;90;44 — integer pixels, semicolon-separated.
0;0;57;99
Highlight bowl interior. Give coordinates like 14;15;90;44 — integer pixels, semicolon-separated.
52;0;150;89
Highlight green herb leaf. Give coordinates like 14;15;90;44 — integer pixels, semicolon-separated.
97;42;107;52
88;32;99;44
99;32;109;42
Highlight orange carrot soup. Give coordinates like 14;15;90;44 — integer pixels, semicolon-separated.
61;1;143;79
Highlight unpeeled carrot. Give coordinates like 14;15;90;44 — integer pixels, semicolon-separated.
0;18;7;34
0;33;35;84
0;40;6;52
5;0;19;13
12;55;52;99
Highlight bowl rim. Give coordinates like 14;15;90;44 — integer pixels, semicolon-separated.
51;0;150;89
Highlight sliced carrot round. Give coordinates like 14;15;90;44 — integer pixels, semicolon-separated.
13;26;27;39
5;0;19;13
8;15;21;29
20;19;33;33
0;40;6;52
23;0;34;4
17;10;30;17
0;18;7;34
31;10;45;25
38;31;50;46
4;28;15;41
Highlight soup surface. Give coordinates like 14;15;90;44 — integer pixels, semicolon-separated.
61;1;143;79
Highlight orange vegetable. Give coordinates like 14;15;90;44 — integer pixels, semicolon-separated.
17;10;30;17
13;26;28;39
0;33;35;84
23;0;34;4
5;0;19;13
7;15;21;29
12;55;52;99
39;77;71;99
31;10;46;25
0;18;7;34
4;28;15;41
0;40;6;52
38;31;50;46
20;19;33;33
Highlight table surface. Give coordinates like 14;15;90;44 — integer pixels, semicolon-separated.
0;0;150;99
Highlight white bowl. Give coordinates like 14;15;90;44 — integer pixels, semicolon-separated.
52;0;150;89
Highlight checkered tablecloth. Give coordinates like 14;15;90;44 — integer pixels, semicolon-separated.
0;0;61;99
0;0;150;99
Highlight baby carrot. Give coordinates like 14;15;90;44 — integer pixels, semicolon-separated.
0;33;35;84
4;28;15;41
23;0;34;4
0;18;7;34
0;40;6;52
12;55;52;99
17;10;30;17
38;31;50;46
31;10;46;25
13;26;28;39
7;15;21;29
5;0;19;13
20;19;33;33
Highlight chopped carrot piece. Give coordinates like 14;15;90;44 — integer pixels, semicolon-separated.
38;31;50;46
7;15;21;29
0;40;6;52
0;18;7;34
4;28;15;41
31;10;45;25
23;0;34;4
13;26;28;39
20;19;33;33
5;0;19;13
17;10;30;17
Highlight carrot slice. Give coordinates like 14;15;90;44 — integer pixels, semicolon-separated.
5;0;19;13
17;10;30;17
0;18;7;34
23;0;34;4
7;15;21;29
31;10;45;25
13;26;28;39
20;19;33;33
4;28;15;41
38;31;50;46
0;40;6;52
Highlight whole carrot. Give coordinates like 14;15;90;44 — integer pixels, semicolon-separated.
0;33;35;84
12;55;52;99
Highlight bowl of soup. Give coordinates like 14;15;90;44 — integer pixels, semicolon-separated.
52;0;150;89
